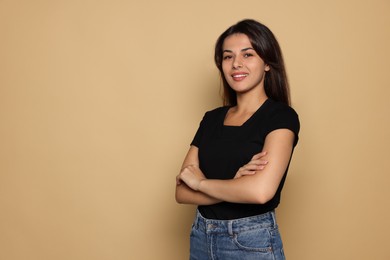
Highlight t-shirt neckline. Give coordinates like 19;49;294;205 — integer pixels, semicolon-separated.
222;98;270;127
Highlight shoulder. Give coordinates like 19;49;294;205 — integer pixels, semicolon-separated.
266;99;298;118
264;99;299;125
263;99;300;140
205;106;228;115
202;106;228;121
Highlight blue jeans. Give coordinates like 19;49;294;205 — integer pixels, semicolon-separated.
189;210;285;260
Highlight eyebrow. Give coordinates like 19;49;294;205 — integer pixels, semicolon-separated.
223;47;254;53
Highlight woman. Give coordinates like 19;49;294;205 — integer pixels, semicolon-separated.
176;19;300;260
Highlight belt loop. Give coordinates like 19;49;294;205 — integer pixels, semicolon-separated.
194;210;200;229
271;210;277;227
227;220;233;236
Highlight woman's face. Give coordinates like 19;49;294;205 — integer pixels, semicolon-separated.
222;33;269;95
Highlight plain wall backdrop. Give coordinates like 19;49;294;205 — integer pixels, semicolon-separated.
1;0;389;259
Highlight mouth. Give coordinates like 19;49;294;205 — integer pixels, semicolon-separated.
232;73;249;81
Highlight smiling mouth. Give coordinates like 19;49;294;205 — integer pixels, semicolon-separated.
232;73;248;80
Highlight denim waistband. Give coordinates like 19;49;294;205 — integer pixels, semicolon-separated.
193;210;277;235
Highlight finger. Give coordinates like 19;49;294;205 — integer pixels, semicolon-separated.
252;151;267;160
238;170;257;176
250;159;269;165
241;164;256;171
241;164;265;171
180;164;199;172
186;164;199;169
246;159;268;166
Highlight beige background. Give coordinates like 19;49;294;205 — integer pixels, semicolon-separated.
1;0;389;259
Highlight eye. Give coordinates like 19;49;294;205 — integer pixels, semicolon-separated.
244;53;254;58
223;55;232;60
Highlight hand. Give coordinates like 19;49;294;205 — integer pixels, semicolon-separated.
234;151;268;179
176;164;200;186
178;165;205;191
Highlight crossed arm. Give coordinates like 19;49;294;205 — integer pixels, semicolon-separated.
175;129;295;205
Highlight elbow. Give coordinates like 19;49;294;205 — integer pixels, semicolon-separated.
255;194;272;204
175;191;183;204
175;196;185;204
175;188;187;204
175;195;180;204
251;190;275;204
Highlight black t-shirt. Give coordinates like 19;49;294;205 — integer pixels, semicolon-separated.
191;99;300;220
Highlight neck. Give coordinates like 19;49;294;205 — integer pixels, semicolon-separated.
235;92;268;113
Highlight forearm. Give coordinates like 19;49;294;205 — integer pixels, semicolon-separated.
198;175;269;204
175;183;222;205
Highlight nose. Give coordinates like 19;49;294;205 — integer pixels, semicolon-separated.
233;57;243;69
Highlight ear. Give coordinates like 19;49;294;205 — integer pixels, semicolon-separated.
265;64;270;72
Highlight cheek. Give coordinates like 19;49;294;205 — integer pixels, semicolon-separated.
222;63;230;77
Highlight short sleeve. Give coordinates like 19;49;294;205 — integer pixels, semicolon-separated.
190;112;208;147
265;105;300;147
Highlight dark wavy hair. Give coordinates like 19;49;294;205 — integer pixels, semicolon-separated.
215;19;291;106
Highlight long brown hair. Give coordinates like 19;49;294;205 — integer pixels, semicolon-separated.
215;19;291;106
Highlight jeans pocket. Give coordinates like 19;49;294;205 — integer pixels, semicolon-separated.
232;227;273;252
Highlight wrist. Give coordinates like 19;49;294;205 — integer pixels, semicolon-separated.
197;179;205;191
